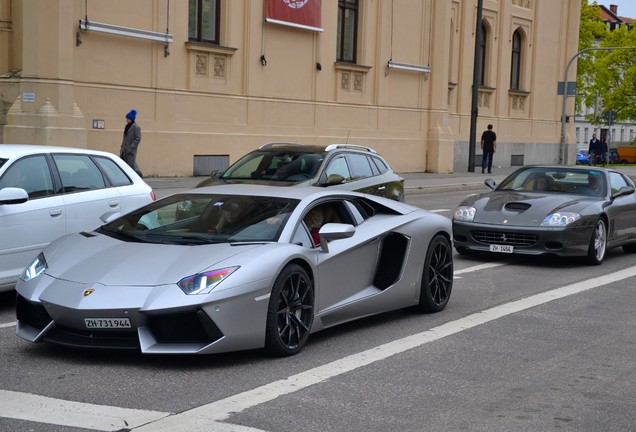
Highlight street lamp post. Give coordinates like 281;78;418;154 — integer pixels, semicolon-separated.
559;46;636;165
467;0;484;172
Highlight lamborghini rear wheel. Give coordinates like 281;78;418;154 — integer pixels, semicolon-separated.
265;264;314;356
416;234;453;313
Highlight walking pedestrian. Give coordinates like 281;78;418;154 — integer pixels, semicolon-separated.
480;124;497;174
599;137;608;166
120;109;143;177
588;133;600;166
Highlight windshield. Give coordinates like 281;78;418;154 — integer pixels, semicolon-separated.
222;150;323;182
498;167;606;197
99;193;299;245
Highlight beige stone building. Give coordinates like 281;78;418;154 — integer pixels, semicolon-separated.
0;0;581;176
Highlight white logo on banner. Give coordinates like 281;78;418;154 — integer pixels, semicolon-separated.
283;0;309;8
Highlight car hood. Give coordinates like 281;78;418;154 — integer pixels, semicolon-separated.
463;191;597;226
44;232;264;286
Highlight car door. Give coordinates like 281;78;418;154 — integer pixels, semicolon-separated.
0;154;66;290
607;172;636;240
305;199;385;324
52;153;122;233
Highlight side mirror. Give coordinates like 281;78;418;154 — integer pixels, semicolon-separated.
209;169;224;179
484;178;496;190
0;187;29;205
612;186;635;199
323;174;345;186
319;223;355;253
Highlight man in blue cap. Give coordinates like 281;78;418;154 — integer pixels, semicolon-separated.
120;109;143;177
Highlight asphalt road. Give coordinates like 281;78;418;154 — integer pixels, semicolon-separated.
0;189;634;431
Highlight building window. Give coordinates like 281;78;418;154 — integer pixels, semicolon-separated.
189;0;220;44
337;0;358;63
510;29;522;90
479;23;487;86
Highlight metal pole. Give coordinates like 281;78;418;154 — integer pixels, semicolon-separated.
559;46;636;165
468;0;483;172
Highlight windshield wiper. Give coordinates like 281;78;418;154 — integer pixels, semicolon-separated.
98;226;149;243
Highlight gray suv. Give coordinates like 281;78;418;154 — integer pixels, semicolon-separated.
196;143;405;201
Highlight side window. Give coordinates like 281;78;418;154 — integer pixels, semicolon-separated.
52;154;106;193
609;172;629;195
347;153;374;179
94;156;132;187
300;201;349;248
324;156;351;181
370;156;388;174
189;0;220;44
337;0;359;63
0;155;54;199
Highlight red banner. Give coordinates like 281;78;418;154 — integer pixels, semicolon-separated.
266;0;323;32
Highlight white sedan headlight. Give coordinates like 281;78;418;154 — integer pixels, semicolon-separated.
21;252;48;282
178;266;240;295
540;212;581;226
454;206;476;222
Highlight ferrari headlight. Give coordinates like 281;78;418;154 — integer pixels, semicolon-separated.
454;206;476;222
540;212;581;226
178;266;239;295
21;252;48;282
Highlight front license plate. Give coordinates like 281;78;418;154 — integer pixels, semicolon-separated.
489;244;514;253
84;318;131;329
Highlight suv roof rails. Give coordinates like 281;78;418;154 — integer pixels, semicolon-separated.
325;144;377;153
259;142;307;150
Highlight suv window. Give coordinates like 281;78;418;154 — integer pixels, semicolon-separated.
0;155;55;199
53;154;106;192
348;153;374;179
324;156;351;181
370;155;389;174
94;156;132;187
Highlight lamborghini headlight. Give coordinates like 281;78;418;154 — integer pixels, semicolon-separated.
540;212;581;226
177;266;239;295
454;206;476;222
21;252;48;282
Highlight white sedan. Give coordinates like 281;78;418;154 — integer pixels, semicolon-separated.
0;144;155;291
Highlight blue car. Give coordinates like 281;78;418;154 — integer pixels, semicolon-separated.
576;150;591;165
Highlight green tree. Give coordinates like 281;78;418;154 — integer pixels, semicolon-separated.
577;1;636;125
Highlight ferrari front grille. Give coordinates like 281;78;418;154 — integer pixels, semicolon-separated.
471;230;538;247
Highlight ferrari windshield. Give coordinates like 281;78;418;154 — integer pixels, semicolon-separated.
497;167;606;197
99;193;299;245
221;150;324;182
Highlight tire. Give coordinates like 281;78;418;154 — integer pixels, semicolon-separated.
586;218;607;265
265;264;314;356
415;234;453;313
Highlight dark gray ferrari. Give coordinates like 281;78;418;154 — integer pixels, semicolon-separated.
452;166;636;265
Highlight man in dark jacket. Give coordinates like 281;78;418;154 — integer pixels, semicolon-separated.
588;133;600;166
480;124;497;174
120;109;143;177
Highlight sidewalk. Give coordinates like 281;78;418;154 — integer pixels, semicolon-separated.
145;165;636;199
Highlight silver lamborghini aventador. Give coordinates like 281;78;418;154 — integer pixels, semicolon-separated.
16;184;453;356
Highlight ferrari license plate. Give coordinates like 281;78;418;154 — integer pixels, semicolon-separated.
84;318;131;329
489;244;514;253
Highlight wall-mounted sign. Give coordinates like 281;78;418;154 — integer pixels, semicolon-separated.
92;119;105;129
22;93;36;102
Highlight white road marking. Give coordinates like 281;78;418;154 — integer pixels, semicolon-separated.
429;209;451;213
454;262;506;275
0;321;16;329
4;265;635;432
0;389;169;431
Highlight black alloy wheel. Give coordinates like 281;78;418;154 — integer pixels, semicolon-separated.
416;234;453;312
265;264;314;356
